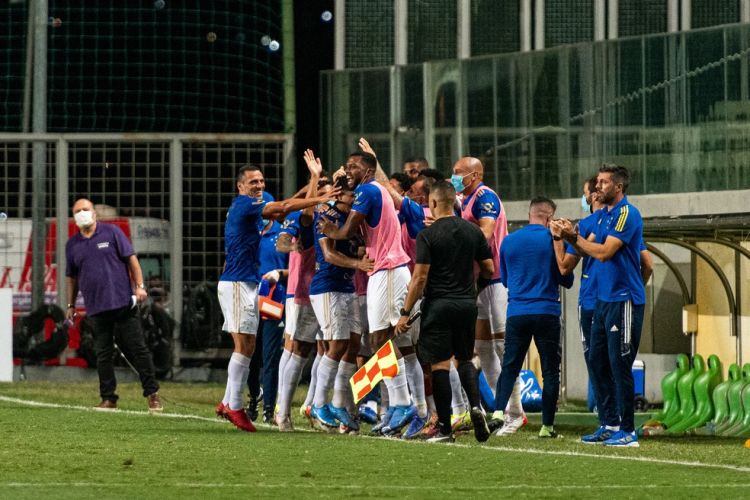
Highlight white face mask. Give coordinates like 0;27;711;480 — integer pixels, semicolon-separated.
74;209;94;228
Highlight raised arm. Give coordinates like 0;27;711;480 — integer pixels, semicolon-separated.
262;191;338;220
358;137;403;210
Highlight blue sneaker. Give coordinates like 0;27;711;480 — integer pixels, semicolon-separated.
330;405;360;432
383;404;417;435
604;430;639;448
371;406;396;435
402;413;429;439
581;426;617;445
313;404;339;431
358;405;378;425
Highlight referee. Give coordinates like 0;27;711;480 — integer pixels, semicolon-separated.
395;181;494;443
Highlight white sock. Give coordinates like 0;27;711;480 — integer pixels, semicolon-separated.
277;348;292;399
493;338;505;364
303;353;323;408
278;353;305;417
505;375;525;417
476;339;501;397
384;358;411;406
449;363;467;415
333;361;356;410
313;355;339;407
226;352;251;411
403;353;427;417
426;394;437;415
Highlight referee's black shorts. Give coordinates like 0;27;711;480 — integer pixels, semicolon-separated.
417;297;477;364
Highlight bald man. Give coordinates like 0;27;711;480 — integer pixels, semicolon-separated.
451;156;525;434
65;198;162;412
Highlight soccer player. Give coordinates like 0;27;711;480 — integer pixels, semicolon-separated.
318;149;416;435
403;156;429;181
395;181;494;443
309;177;374;432
494;197;574;438
451;157;525;434
557;164;647;447
216;163;335;432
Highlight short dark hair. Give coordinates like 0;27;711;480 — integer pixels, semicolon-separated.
404;157;429;170
389;172;413;192
599;163;630;193
349;152;377;172
585;175;598;196
529;195;557;212
237;164;261;183
429;180;456;206
418;168;445;182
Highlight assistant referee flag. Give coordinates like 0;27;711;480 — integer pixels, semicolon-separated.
350;340;399;403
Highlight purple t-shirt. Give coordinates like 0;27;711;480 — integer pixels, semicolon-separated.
65;223;135;316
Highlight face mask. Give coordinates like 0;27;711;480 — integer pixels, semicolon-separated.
74;209;94;228
261;218;270;228
450;173;469;193
326;200;337;208
581;195;591;213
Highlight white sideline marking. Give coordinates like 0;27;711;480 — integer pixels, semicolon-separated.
2;395;749;474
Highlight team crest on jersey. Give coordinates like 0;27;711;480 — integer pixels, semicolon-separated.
97;242;110;249
480;202;497;214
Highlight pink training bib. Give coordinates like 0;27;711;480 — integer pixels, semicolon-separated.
363;182;410;275
286;245;315;305
460;185;507;281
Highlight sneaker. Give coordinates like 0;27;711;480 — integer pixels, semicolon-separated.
371;406;396;435
603;430;639;448
94;400;118;411
426;431;455;443
339;415;361;435
402;413;430;440
451;411;472;432
420;415;440;439
383;405;417;435
487;410;504;433
358;405;378;425
581;426;618;445
262;408;274;425
494;414;528;436
330;406;360;432
215;402;229;420
226;408;257;432
246;393;260;422
313;404;339;431
470;407;490;443
538;425;562;439
147;393;163;412
275;414;294;432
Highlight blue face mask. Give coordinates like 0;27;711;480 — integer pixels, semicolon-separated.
450;173;468;193
581;195;591;213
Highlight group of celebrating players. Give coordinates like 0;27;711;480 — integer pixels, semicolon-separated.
212;136;650;448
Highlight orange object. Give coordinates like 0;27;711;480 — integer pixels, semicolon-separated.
258;284;284;320
350;340;399;403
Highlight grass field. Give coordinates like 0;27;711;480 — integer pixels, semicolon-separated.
1;381;748;499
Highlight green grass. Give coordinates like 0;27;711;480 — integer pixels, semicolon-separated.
1;382;748;499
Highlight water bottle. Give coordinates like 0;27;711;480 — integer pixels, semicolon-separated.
258;279;271;297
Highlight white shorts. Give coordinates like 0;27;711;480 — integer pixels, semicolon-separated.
357;295;372;357
366;266;410;333
477;281;508;334
218;281;259;335
285;299;320;343
310;291;361;341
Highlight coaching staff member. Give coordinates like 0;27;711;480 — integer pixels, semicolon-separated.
395;181;494;443
65;198;162;411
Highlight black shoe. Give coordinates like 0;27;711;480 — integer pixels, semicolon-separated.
470;407;490;443
245;394;259;422
262;408;274;424
426;432;455;443
487;410;505;433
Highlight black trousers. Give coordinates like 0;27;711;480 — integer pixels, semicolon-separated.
89;305;159;402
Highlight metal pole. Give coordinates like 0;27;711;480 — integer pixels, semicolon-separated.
31;0;48;310
169;139;183;367
520;0;532;52
594;0;606;41
334;0;345;70
281;0;296;135
534;0;545;50
55;138;68;309
607;0;618;39
19;1;35;218
667;0;679;32
394;0;408;65
457;0;471;59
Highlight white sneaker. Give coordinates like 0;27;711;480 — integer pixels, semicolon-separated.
276;415;294;432
494;414;528;436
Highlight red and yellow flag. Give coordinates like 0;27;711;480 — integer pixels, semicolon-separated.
350;340;399;403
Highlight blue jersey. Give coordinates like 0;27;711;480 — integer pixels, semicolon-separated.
310;206;357;294
566;213;598;311
398;197;427;239
258;220;289;302
500;224;574;317
593;196;645;305
280;210;315;250
220;195;267;283
256;191;276;231
352;180;383;227
462;182;501;221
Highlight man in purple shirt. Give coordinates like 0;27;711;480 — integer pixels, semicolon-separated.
65;198;162;411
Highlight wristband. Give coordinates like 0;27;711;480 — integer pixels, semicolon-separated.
136;283;146;289
400;308;410;317
553;236;561;241
67;304;75;309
